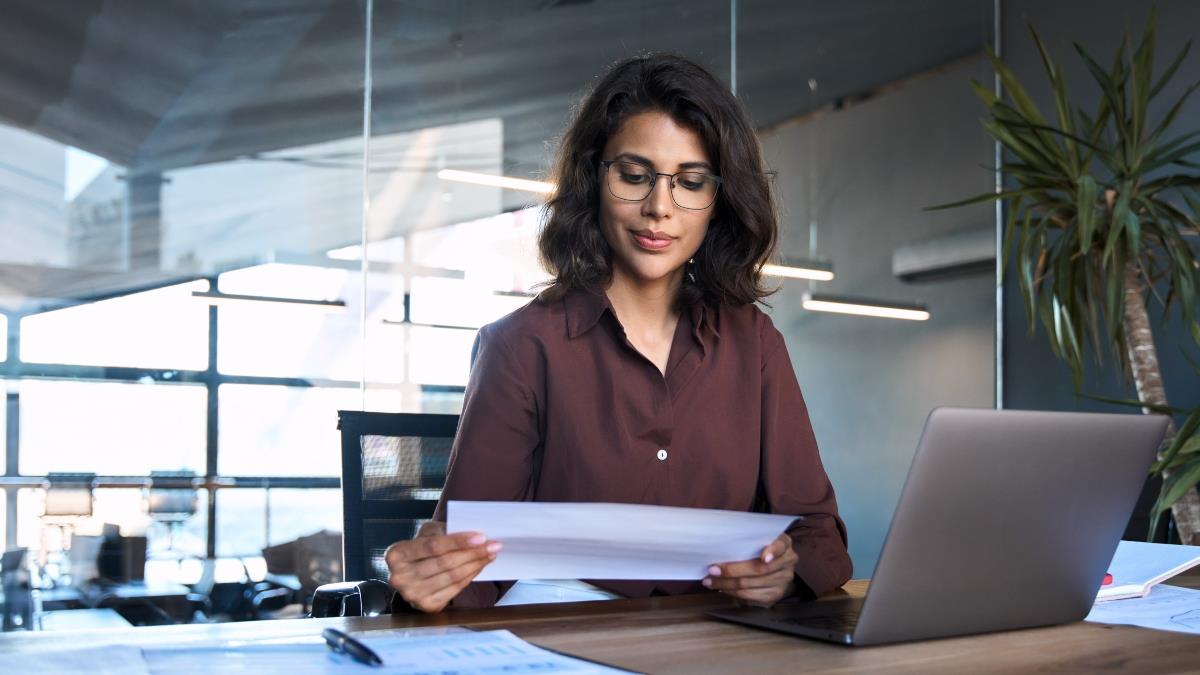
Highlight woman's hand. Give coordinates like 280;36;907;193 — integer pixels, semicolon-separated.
702;533;798;607
384;521;501;613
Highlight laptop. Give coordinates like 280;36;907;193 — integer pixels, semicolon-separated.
708;407;1167;646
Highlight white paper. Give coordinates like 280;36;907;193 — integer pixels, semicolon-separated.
1086;584;1200;634
447;501;798;582
7;645;150;675
142;628;628;674
1096;540;1200;601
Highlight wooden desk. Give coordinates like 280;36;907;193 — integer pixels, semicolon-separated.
3;578;1198;673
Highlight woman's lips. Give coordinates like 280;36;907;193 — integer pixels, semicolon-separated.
631;230;674;251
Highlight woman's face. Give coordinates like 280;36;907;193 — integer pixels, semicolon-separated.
598;111;715;290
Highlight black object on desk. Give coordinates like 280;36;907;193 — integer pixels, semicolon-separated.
2;548;35;631
322;627;383;666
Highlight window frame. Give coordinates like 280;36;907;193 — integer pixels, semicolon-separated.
0;275;464;555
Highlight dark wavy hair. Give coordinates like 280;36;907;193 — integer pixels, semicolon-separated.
537;53;778;309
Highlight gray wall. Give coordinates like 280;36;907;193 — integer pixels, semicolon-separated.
760;57;997;574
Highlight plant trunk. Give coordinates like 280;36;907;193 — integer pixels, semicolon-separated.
1122;262;1200;544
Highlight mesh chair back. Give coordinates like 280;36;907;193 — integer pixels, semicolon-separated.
337;411;458;582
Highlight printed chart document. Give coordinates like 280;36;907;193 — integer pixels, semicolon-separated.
447;501;798;581
1097;540;1200;602
1086;584;1200;635
140;628;630;674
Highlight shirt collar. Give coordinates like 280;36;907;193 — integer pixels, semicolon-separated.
564;288;721;351
564;288;610;339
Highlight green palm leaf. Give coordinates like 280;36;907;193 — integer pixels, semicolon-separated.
937;12;1200;535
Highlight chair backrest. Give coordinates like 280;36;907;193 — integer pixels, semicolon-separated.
337;411;459;583
145;470;198;525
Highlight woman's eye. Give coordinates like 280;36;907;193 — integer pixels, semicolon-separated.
620;171;650;184
678;176;708;191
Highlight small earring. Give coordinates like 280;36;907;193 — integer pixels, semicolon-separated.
687;257;696;283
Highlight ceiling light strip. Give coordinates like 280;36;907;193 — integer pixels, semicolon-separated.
761;263;834;281
437;169;554;194
802;293;929;321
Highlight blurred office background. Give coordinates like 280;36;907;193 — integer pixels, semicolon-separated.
1;0;1195;625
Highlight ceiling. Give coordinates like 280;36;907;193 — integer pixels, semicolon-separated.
0;0;992;311
0;0;993;174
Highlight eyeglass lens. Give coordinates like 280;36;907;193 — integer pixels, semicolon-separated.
606;161;718;210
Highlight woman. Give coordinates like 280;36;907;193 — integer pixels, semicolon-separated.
385;53;851;613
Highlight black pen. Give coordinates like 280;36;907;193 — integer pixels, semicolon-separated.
322;627;384;667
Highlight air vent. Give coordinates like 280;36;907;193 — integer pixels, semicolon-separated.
892;226;995;282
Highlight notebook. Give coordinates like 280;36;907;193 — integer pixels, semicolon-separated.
1098;540;1200;602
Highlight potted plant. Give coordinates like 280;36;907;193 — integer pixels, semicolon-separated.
933;10;1200;544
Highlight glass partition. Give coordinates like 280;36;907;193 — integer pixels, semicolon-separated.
739;0;996;573
0;1;365;566
363;0;733;410
0;0;998;600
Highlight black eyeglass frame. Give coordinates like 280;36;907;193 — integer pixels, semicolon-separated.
599;159;722;211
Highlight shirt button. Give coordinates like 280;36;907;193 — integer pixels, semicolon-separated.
657;448;668;461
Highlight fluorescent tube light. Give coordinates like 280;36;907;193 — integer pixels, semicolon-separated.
801;292;930;321
437;169;554;194
192;290;346;312
761;258;834;281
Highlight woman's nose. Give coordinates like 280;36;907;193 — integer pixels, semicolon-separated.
641;176;674;218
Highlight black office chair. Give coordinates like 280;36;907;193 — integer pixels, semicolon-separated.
311;411;458;617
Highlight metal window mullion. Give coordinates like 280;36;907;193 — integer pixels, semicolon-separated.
5;314;18;547
206;300;219;558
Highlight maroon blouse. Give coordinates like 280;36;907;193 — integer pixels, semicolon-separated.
432;288;852;607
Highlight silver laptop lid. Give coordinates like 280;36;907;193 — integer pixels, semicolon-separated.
854;408;1166;645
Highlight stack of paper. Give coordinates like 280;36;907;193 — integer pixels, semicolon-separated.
447;500;798;581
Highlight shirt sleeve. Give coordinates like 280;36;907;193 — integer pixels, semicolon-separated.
431;320;543;608
759;323;853;598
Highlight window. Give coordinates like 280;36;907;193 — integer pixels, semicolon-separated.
218;384;403;477
409;276;530;329
217;264;407;382
14;487;207;560
408;208;549;294
407;326;477;387
20;281;211;370
216;488;341;557
19;379;207;475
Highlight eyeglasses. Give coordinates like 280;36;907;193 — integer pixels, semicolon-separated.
600;159;721;211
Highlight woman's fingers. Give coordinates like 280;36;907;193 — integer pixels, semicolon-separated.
385;531;481;570
409;541;501;581
412;531;489;561
706;545;795;580
761;534;792;564
728;587;784;607
702;535;797;598
402;552;498;612
385;530;503;612
704;565;793;592
417;558;497;611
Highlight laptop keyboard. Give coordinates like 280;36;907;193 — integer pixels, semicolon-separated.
778;611;860;633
